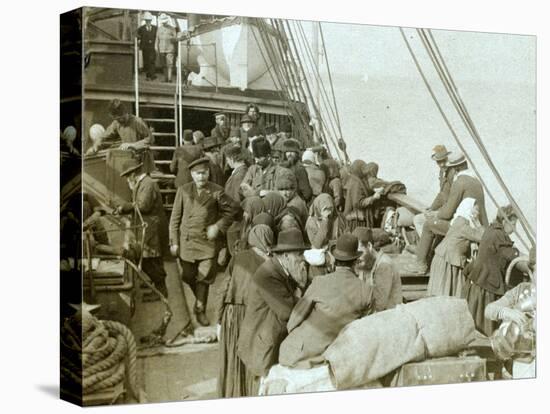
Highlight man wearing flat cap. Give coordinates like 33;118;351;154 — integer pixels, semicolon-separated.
169;157;239;325
240;137;287;198
279;233;372;369
237;228;308;395
116;159;169;297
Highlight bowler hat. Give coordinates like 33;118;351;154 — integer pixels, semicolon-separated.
331;234;362;261
120;159;143;177
282;138;301;153
271;228;309;253
447;151;467;167
431;144;451;161
240;114;256;124
203;136;221;150
225;144;243;159
188;157;210;170
183;129;194;142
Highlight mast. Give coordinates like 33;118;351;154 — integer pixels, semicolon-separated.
311;22;321;144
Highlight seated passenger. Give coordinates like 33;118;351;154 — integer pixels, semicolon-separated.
343;159;381;231
353;227;403;312
279;234;371;369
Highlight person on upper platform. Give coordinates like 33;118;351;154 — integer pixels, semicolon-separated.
211;112;230;141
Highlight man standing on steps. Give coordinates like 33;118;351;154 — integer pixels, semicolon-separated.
169;158;239;326
136;11;157;81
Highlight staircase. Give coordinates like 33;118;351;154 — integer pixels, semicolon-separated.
140;102;178;211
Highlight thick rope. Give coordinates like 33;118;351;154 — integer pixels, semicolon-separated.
399;27;530;251
422;28;535;244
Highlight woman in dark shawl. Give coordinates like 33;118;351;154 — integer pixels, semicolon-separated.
461;205;521;336
216;224;274;398
262;192;287;218
235;196;265;252
323;159;344;210
343;160;381;231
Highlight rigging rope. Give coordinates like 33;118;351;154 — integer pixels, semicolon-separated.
399;27;531;251
422;28;535;242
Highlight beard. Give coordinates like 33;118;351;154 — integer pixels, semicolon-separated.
357;250;377;271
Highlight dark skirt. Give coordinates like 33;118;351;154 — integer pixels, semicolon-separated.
427;254;464;297
461;279;499;336
217;304;258;398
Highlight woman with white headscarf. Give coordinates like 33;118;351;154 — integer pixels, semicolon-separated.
427;197;485;297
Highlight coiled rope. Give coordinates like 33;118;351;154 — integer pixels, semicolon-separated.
60;310;145;403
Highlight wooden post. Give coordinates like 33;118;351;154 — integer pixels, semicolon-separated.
134;37;139;117
178;41;183;146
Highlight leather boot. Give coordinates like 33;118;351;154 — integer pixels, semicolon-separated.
194;283;210;326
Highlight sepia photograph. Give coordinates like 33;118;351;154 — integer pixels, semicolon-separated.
58;2;537;408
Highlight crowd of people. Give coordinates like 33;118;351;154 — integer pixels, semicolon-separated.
82;98;536;396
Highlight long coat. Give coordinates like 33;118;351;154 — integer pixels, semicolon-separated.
169;181;238;262
279;267;371;368
303;161;327;197
463;222;519;296
434;216;485;268
224;164;248;203
237;258;298;377
343;174;376;228
170;145;204;188
241;162;287;195
431;167;456;210
121;175;169;258
437;172;489;226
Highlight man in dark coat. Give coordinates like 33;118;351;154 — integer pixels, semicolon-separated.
136;12;157;80
203;136;226;186
280;138;313;203
406;152;488;274
211;112;230;141
237;228;308;394
224;144;248;203
169;158;239;325
116;159;169;297
241;137;287;197
413;145;456;238
170;129;204;187
279;234;372;368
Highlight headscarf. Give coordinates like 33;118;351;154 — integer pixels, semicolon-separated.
241;196;264;219
323;159;341;180
252;212;275;229
451;197;479;227
309;193;335;218
262;192;287;217
247;224;274;255
349;159;368;178
274;167;297;190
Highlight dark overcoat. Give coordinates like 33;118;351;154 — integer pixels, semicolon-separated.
169;181;238;262
278;267;371;368
237;258;297;377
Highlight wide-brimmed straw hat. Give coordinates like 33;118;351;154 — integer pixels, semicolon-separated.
271;228;309;253
431;144;451;161
447;151;467;167
142;11;153;20
331;234;362;261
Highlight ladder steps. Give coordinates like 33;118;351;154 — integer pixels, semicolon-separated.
150;146;177;151
160;189;177;193
152;132;176;136
140;104;175;109
151;172;176;179
154;160;172;165
144;118;175;123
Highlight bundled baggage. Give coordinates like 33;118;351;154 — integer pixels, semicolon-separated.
323;296;476;389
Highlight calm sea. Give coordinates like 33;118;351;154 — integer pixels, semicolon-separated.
333;74;536;247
